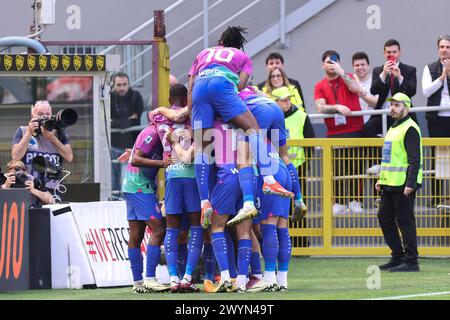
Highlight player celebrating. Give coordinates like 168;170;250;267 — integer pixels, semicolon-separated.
229;86;299;291
150;84;203;293
121;122;170;293
187;26;294;230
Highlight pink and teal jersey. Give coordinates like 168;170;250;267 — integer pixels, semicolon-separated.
189;46;252;88
237;85;257;101
212;119;243;181
121;125;163;194
238;86;274;107
212;119;239;167
151;106;195;180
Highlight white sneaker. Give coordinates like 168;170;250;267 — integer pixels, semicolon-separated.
366;164;381;175
332;203;347;215
132;281;149;294
237;285;247;293
277;285;288;292
262;282;279;292
348;200;363;214
143;278;170;292
246;278;271;293
292;200;307;223
227;206;258;227
214;279;235;293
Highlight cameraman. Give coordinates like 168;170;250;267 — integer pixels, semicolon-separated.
2;160;55;207
11;100;73;198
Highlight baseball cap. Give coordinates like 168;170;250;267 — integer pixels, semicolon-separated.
387;92;411;108
271;86;292;100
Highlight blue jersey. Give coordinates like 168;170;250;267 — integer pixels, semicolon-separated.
243;95;287;147
242;95;288;173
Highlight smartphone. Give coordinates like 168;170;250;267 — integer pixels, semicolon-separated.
330;54;338;63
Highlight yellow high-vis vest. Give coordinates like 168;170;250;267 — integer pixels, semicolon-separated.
285;109;307;168
379;117;422;186
262;84;304;111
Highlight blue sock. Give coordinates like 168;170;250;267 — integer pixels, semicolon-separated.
194;153;211;201
250;252;262;275
239;166;256;204
163;228;179;278
128;247;143;281
261;224;278;272
145;244;161;278
237;239;252;276
177;243;188;278
211;232;229;272
287;163;302;201
247;133;272;177
225;230;237;278
185;226;203;277
277;228;291;272
203;243;215;281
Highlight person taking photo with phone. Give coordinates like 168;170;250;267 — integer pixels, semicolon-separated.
363;39;417;137
314;50;365;215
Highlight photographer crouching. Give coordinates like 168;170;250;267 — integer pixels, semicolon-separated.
1;160;55;207
11;100;74;201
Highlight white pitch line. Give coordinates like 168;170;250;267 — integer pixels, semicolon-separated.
363;291;450;300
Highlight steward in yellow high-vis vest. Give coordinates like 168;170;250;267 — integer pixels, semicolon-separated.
378;117;422;186
375;92;421;272
285;108;307;168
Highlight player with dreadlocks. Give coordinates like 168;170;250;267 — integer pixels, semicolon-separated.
187;26;294;233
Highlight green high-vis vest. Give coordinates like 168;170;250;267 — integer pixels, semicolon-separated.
379;117;422;186
285;109;307;168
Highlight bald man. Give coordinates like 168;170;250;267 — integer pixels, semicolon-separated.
12;100;73;198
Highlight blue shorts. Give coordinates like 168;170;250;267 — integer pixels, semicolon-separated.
124;192;162;221
256;164;292;220
165;178;201;214
192;77;248;130
210;167;242;216
252;214;262;225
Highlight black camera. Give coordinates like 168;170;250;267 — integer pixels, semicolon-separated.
10;171;30;188
35;108;78;134
0;171;39;189
32;156;63;180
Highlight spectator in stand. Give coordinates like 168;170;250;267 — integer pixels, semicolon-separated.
110;72;144;193
260;67;305;111
422;35;450;208
352;52;378;123
257;52;306;111
314;50;364;215
364;39;417;138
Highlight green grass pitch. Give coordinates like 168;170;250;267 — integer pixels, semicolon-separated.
1;257;450;300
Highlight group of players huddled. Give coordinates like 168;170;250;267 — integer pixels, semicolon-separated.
120;26;307;294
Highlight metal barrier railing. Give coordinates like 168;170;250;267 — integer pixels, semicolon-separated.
309;105;450;136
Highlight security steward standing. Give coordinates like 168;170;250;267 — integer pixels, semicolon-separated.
376;92;422;272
